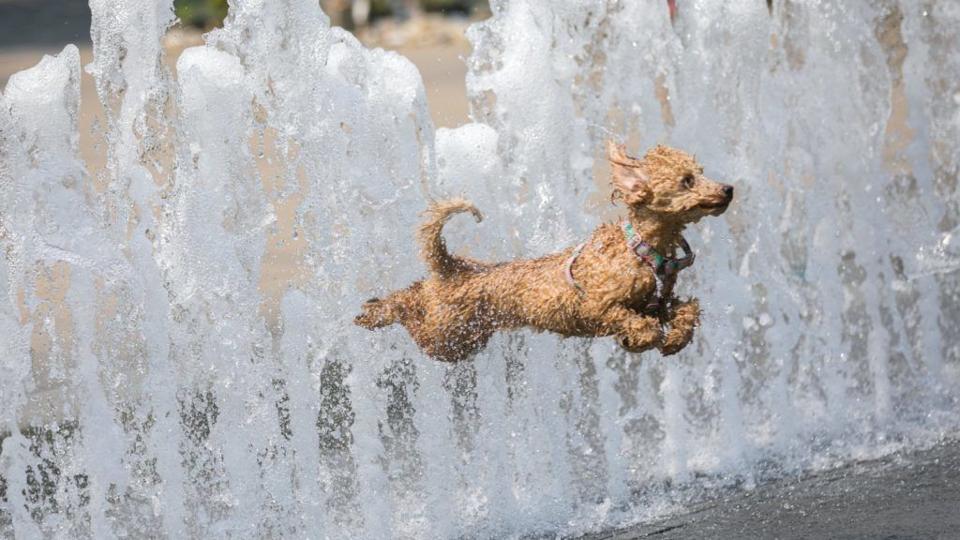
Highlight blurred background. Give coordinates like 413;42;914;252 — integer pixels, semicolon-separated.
0;0;484;414
0;0;483;133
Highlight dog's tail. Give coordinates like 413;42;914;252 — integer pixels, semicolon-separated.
417;198;483;278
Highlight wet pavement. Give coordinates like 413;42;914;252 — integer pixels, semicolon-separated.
0;0;91;50
584;440;960;540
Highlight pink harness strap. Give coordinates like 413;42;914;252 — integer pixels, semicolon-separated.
564;242;587;293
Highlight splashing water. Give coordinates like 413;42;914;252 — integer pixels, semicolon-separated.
1;0;959;537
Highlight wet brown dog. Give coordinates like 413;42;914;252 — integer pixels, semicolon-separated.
355;141;733;362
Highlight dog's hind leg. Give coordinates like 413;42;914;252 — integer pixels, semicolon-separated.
355;297;400;328
354;285;422;329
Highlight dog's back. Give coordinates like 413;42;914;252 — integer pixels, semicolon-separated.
356;202;620;358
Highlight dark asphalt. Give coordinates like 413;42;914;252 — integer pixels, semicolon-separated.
583;440;960;540
0;0;91;49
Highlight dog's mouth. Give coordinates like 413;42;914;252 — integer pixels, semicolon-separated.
698;200;730;212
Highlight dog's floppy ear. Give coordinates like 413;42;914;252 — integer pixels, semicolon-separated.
606;140;651;205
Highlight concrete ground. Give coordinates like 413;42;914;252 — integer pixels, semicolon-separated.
582;440;960;540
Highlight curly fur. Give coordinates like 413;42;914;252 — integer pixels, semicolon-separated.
355;141;733;362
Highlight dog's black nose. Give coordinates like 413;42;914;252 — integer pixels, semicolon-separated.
722;185;734;200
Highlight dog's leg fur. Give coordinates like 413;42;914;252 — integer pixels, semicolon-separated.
355;287;419;329
355;297;393;328
600;305;662;353
659;299;699;355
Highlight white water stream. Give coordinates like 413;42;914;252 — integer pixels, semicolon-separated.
1;0;959;537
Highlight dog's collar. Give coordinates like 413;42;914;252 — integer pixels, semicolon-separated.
622;221;694;278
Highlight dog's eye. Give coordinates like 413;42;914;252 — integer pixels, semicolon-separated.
681;174;695;189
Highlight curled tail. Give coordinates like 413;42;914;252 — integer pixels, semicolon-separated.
417;198;483;278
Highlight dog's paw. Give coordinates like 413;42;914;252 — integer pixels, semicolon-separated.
658;300;699;355
617;334;657;353
355;298;395;329
616;319;662;353
616;334;645;353
659;327;694;356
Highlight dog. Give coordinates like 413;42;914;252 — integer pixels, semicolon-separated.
355;141;733;362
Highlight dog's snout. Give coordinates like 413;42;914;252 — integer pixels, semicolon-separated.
722;184;734;200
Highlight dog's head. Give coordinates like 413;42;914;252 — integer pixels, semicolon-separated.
607;141;733;223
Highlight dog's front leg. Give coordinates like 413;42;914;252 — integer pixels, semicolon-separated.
659;299;700;356
601;305;662;353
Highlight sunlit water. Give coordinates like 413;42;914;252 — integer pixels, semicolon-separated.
1;1;959;538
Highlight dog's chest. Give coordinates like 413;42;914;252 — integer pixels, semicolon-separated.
621;257;657;304
632;252;687;309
